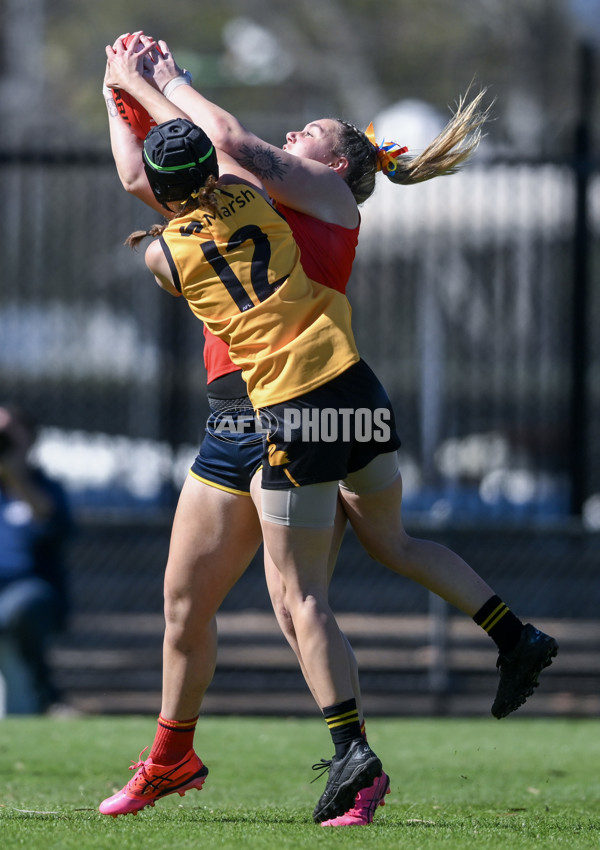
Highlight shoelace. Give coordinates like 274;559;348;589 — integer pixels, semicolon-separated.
127;746;179;795
129;746;150;772
126;747;155;791
311;758;332;783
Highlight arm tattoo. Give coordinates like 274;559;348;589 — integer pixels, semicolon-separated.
236;143;289;182
106;96;118;118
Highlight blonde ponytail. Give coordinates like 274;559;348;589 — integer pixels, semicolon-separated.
335;88;490;204
387;88;491;186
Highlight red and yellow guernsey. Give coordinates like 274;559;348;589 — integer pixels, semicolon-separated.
159;183;359;409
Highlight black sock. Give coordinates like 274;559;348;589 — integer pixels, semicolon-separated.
473;595;524;655
323;698;362;759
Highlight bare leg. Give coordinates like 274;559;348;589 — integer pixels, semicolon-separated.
98;474;263;817
259;484;363;716
260;511;355;708
340;473;494;616
161;475;262;719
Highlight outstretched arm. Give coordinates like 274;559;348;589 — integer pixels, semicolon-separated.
103;34;174;214
147;39;358;226
103;34;266;209
104;33;269;198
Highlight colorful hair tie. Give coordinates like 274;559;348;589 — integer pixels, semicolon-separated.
365;122;408;175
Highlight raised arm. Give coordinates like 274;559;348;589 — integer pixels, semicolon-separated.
103;35;179;214
105;33;270;199
147;39;358;227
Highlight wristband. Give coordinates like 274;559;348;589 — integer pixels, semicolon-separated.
162;70;192;100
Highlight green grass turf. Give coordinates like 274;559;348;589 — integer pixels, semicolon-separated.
1;715;599;849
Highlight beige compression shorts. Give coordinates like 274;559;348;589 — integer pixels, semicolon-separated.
260;451;401;528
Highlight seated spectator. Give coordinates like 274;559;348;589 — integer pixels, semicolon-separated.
0;403;73;713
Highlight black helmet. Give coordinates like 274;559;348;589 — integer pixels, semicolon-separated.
143;118;219;205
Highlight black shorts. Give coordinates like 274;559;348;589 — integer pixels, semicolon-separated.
258;360;401;490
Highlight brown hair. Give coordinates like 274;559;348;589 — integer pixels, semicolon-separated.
125;175;221;249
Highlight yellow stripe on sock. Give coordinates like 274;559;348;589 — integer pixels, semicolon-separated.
480;603;507;632
327;717;360;730
326;711;359;729
485;607;510;632
326;709;360;724
158;715;199;730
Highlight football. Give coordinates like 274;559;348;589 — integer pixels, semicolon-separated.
111;34;159;140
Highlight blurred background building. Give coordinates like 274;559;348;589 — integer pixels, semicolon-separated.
0;0;599;715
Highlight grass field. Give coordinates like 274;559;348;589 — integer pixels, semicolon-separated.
1;715;599;849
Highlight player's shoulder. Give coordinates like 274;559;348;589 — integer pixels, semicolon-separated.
217;174;270;202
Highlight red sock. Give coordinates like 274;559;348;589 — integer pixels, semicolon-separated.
149;714;199;765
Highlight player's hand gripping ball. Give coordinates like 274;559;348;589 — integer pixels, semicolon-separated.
111;34;161;140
